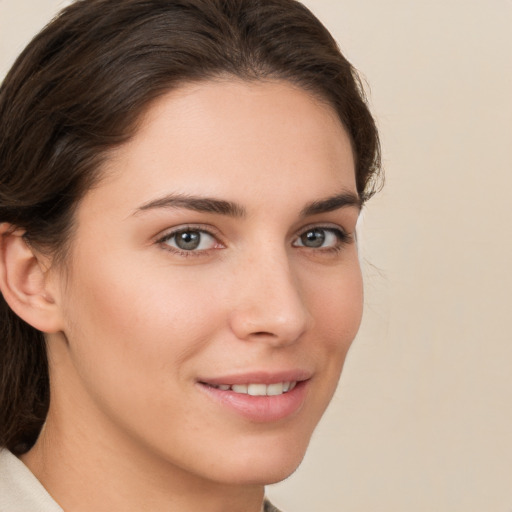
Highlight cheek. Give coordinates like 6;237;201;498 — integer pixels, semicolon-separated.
306;258;364;346
305;258;363;402
58;257;231;456
61;254;225;396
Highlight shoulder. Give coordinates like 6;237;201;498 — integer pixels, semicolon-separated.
0;448;63;512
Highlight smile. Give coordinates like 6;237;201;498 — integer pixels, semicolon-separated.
199;378;308;422
207;381;298;396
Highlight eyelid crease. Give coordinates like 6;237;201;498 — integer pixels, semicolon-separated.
155;223;223;242
295;221;351;237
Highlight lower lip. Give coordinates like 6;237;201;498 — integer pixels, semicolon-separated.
198;381;308;423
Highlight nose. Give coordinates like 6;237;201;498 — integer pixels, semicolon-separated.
228;249;311;346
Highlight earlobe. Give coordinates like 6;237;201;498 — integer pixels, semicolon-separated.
0;223;64;333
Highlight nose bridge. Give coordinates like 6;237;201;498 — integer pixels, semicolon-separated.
228;243;310;345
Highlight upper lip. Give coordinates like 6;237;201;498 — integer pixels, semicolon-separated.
198;369;313;386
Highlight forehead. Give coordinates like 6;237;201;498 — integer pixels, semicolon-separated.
88;79;357;217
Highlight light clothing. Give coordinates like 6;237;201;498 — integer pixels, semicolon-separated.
0;448;282;511
0;448;63;512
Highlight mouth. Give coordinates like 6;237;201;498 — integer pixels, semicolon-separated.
204;381;298;396
197;373;309;422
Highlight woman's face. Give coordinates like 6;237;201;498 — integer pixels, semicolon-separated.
49;80;363;485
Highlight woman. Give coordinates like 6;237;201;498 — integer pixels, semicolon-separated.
0;0;381;510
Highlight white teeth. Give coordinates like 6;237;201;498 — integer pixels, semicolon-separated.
248;383;267;396
215;381;297;396
266;382;284;396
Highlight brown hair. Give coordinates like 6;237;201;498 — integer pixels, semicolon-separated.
0;0;381;455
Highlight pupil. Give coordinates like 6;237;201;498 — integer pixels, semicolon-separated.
302;229;325;248
176;231;201;250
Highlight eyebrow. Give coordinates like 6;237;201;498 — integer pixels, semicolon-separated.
135;194;246;217
134;190;361;218
300;191;362;216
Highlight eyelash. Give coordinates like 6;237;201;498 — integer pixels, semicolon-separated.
156;224;352;258
156;224;223;258
293;225;352;254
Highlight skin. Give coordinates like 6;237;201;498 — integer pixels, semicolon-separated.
18;80;363;512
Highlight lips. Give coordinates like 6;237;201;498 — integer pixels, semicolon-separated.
197;371;311;422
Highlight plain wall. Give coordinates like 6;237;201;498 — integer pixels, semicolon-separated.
1;1;511;511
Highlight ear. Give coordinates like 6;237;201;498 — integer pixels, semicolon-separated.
0;223;64;333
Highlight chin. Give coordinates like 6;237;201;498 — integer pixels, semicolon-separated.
218;456;306;487
204;430;312;486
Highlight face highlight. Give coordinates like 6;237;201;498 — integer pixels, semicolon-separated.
47;80;363;487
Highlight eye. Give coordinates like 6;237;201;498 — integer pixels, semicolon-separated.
160;228;219;252
293;227;348;249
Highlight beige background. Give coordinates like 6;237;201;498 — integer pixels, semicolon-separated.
1;1;511;511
